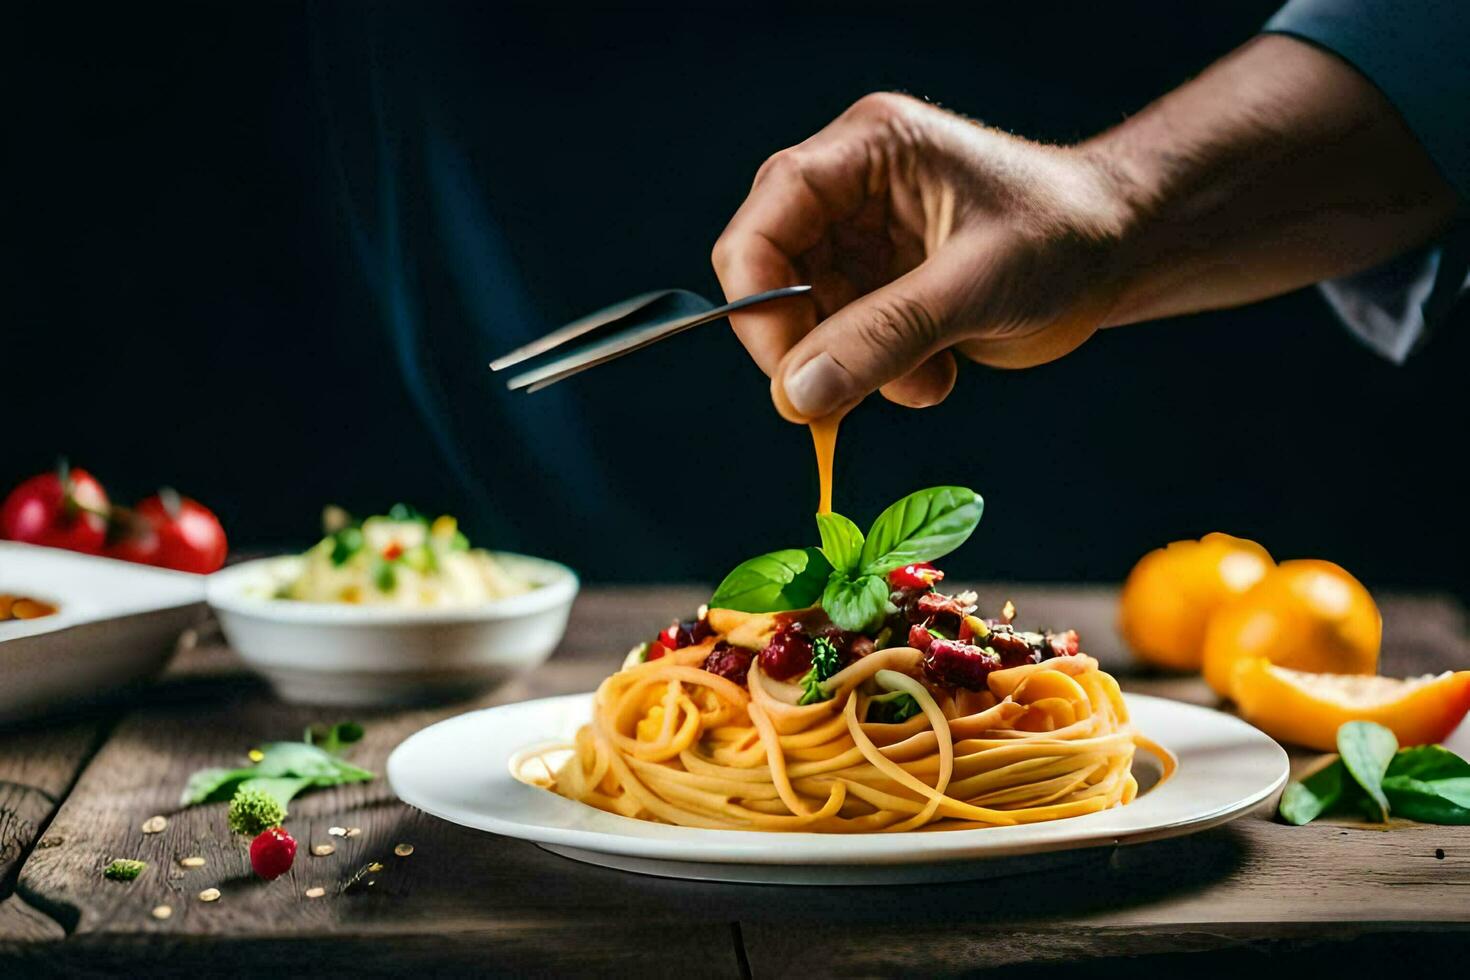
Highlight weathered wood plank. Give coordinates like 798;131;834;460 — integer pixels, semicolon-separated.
5;585;1467;975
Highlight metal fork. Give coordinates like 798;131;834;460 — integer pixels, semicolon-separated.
490;285;811;392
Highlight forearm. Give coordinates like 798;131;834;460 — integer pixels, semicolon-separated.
1088;34;1459;328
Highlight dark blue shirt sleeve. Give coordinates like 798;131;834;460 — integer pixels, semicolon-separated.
1264;0;1468;362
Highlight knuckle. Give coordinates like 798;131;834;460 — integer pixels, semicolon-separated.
847;91;911;123
754;147;802;185
710;232;734;271
854;293;942;354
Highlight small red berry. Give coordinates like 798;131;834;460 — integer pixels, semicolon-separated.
922;639;1002;690
758;623;814;681
702;642;754;685
249;826;297;880
887;562;944;590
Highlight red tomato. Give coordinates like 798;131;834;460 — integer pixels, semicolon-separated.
1;466;110;553
129;490;228;573
104;516;162;566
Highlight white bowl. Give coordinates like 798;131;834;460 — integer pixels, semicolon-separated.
0;542;206;724
206;553;578;706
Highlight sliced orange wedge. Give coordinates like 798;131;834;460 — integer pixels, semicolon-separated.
1230;658;1470;751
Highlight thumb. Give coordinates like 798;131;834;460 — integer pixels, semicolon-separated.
772;254;966;422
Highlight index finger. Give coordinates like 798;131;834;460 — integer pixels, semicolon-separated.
711;124;874;376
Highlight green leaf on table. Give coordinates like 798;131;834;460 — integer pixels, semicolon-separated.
710;548;832;613
238;775;315;810
180;766;258;806
180;736;374;807
1336;721;1399;822
858;487;983;576
305;721;365;755
1382;775;1470;824
821;573;889;633
253;742;374;783
1386;744;1470;782
1278;759;1353;826
815;512;864;575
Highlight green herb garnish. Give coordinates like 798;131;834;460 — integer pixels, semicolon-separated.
866;691;922;724
797;636;843;705
228;787;288;836
387;502;426;523
329;526;364;567
104;859;147;882
1281;721;1470;826
710;487;983;632
373;559;397;593
181;724;375;837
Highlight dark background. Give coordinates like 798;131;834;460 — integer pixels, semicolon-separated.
6;2;1466;595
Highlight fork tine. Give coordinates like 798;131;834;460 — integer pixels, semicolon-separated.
505;306;727;391
488;289;679;371
499;284;813;391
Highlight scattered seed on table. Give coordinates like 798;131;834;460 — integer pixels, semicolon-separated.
305;886;326;899
198;888;220;903
179;856;206;869
367;862;384;873
151;905;173;920
393;843;414;857
38;836;63;849
311;843;336;857
141;816;167;834
345;827;361;838
328;826;347;837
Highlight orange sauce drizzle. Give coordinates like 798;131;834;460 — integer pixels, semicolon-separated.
809;413;842;515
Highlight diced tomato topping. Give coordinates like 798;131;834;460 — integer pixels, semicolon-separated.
382;542;404;561
887;562;944;590
646;642;668;661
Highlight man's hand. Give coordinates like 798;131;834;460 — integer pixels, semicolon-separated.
713;38;1457;423
711;92;1133;422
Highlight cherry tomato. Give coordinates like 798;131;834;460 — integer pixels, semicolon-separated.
104;518;162;565
887;562;944;590
0;465;110;553
128;490;228;573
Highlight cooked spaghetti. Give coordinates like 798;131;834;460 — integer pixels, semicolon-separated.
535;604;1174;832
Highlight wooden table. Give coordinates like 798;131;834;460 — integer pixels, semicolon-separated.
2;585;1467;976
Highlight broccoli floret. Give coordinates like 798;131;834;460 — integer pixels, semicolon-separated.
228;787;286;837
104;858;147;882
797;636;843;705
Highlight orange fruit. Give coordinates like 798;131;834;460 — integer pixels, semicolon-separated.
1119;533;1273;671
1230;658;1470;751
1202;559;1380;696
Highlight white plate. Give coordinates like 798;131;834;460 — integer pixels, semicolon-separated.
388;690;1289;885
207;553;578;706
0;542;206;724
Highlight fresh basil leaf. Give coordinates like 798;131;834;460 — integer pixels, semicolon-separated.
1337;721;1398;822
815;512;864;575
180;766;257;806
1278;759;1349;825
305;721;365;755
1382;775;1470;824
238;775;314;810
822;573;889;632
858;487;984;576
253;742;375;783
1386;744;1470;782
710;547;832;613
